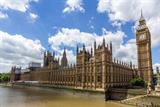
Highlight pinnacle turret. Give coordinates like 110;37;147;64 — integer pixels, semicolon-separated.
61;48;68;67
139;9;146;25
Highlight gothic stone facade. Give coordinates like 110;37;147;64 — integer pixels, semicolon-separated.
12;13;153;92
18;40;138;92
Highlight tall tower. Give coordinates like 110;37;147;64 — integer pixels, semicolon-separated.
136;11;153;86
61;48;68;67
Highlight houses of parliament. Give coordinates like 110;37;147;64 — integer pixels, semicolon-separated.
10;12;153;91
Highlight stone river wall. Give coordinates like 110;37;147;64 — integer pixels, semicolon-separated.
108;88;146;100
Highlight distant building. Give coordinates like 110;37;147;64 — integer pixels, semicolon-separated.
29;62;41;71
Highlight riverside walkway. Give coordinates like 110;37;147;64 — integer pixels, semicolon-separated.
120;94;160;107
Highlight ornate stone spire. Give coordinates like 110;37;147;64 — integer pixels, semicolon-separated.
61;48;68;67
140;9;145;21
102;37;105;47
110;41;112;53
157;67;160;74
76;45;79;54
63;48;66;56
83;44;85;51
52;51;55;59
130;61;132;68
94;40;96;53
91;47;93;56
58;57;60;64
139;9;146;25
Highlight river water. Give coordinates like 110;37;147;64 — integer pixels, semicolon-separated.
0;86;133;107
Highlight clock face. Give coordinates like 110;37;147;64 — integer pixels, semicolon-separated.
139;34;145;41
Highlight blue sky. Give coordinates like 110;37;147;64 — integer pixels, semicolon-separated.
0;0;160;72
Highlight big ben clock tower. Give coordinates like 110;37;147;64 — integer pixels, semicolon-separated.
136;11;153;86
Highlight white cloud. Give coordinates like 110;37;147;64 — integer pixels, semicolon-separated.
90;25;94;29
0;11;8;19
153;63;160;73
112;21;124;28
87;16;95;30
63;0;85;13
48;28;136;65
97;0;110;13
115;39;137;64
0;0;38;12
0;0;39;20
29;12;38;19
29;12;38;22
0;31;44;72
97;0;160;47
147;17;160;47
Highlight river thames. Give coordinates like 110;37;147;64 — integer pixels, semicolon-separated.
0;86;133;107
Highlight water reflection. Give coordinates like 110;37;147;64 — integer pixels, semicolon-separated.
0;86;133;107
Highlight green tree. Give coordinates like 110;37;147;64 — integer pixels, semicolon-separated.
130;77;145;86
0;73;2;82
0;73;10;82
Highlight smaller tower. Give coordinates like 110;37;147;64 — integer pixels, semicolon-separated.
76;45;79;54
52;51;55;59
43;51;48;67
157;67;160;74
61;48;68;67
94;40;96;54
91;47;93;56
102;37;105;47
83;44;86;52
110;42;112;53
130;61;132;68
58;57;60;65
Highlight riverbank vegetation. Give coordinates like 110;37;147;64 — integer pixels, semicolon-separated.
130;77;145;87
0;73;10;82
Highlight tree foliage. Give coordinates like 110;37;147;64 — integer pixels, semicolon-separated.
130;77;145;86
0;73;10;82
